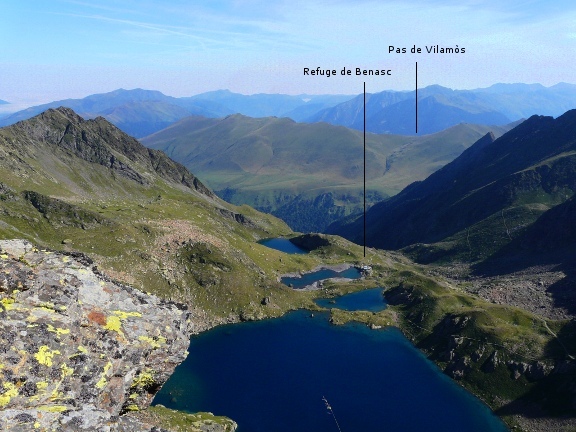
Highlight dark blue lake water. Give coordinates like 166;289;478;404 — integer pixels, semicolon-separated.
315;287;387;312
259;238;308;254
153;310;508;432
281;267;362;289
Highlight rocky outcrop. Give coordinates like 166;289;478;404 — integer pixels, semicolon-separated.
0;240;193;431
217;208;256;228
507;360;552;381
0;107;214;197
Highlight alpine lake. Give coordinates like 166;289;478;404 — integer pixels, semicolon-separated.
153;239;508;432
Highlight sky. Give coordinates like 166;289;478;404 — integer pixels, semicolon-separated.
2;0;576;111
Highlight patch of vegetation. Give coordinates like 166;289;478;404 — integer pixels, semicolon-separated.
140;405;237;431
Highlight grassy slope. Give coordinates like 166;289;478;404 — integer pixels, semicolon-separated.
1;177;571;430
142;115;512;212
0;110;569;431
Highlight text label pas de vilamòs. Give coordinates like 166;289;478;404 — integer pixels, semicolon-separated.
388;45;465;54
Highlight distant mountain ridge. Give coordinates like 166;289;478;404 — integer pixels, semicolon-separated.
0;89;353;137
308;83;576;135
4;82;576;140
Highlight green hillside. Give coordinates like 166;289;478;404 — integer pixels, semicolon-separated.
2;108;575;431
142;114;512;231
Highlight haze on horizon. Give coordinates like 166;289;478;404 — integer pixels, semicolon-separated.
1;0;576;111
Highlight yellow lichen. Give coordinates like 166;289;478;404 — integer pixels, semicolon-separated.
0;382;18;407
125;404;140;411
131;371;155;389
49;386;63;401
138;335;166;349
34;422;40;428
104;311;142;336
60;363;74;377
34;346;61;367
95;361;113;389
113;310;142;319
38;405;68;413
36;381;49;390
77;346;88;354
104;315;122;333
0;254;8;259
36;301;58;314
47;324;70;337
0;298;15;311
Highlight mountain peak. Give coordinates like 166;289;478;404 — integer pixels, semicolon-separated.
41;106;86;123
2;108;213;198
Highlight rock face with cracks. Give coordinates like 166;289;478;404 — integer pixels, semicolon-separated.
0;239;193;431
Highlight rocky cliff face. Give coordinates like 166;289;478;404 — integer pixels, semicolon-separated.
0;239;194;431
0;107;214;198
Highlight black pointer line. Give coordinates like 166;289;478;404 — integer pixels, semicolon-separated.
416;61;418;134
363;81;366;258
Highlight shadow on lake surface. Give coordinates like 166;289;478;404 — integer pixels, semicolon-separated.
258;238;308;254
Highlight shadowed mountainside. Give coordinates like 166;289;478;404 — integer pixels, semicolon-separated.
329;110;576;264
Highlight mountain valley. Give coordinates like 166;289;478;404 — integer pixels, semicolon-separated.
142;114;514;232
0;105;575;431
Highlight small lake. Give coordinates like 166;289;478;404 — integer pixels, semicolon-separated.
315;287;387;312
281;267;362;289
153;310;508;432
259;238;308;254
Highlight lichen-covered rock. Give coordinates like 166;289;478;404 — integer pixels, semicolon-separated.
0;240;193;431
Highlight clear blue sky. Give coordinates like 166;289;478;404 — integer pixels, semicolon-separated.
2;0;576;109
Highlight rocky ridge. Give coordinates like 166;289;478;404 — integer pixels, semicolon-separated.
0;239;207;431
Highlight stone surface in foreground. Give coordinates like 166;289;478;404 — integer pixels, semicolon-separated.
0;239;194;431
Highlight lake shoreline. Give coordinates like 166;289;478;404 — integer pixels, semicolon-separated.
280;264;362;290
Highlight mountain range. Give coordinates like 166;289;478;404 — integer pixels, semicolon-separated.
2;106;576;430
329;110;576;267
142;113;514;231
0;89;352;138
3;83;576;139
309;83;576;135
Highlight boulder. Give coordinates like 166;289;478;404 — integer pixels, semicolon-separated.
0;240;193;431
